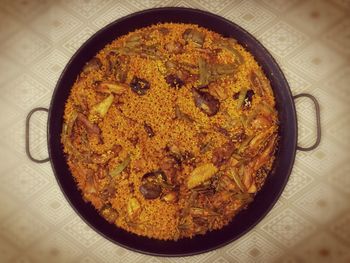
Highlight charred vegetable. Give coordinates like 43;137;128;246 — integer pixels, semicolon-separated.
139;170;167;199
236;88;247;109
143;123;155;137
235;88;255;109
166;145;195;166
130;77;150;95
139;182;161;199
244;90;254;108
165;74;185;89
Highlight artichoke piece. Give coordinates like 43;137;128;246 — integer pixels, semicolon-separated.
127;197;141;219
110;155;131;177
91;94;114;118
187;163;218;189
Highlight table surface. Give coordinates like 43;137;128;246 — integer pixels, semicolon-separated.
0;0;349;262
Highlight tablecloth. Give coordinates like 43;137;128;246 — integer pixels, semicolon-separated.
0;0;349;262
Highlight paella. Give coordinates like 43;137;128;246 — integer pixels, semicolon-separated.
61;23;278;240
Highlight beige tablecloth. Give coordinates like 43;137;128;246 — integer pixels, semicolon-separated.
0;0;349;262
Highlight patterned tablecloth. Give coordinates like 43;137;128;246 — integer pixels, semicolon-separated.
0;0;349;262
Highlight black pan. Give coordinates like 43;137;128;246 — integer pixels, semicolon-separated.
25;7;321;256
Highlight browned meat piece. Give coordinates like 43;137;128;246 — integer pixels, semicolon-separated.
160;156;179;184
212;141;235;167
95;81;128;95
249;71;263;96
100;180;116;201
100;205;118;224
166;74;185;89
192;88;220;116
183;28;205;46
90;144;122;165
164;42;183;54
84;171;97;194
77;113;101;135
129;77;150;95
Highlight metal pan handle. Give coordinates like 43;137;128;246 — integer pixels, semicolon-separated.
293;93;321;151
25;107;50;163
